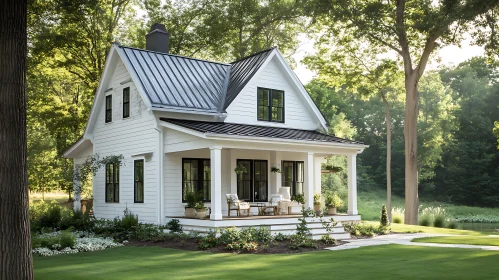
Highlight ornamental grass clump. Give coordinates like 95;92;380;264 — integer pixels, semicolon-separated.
392;207;404;224
432;207;447;228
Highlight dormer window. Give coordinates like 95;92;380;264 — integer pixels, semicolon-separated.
105;95;112;123
257;87;284;123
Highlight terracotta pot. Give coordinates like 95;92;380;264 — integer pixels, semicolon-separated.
195;208;208;219
185;207;196;218
327;207;337;215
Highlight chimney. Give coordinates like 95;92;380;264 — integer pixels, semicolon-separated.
146;23;169;53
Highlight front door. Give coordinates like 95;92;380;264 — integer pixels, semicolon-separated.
236;159;268;202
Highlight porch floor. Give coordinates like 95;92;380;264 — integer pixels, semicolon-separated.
171;213;354;221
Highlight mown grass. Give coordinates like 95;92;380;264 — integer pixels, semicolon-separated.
412;236;499;246
387;223;498;236
34;245;499;280
358;189;499;222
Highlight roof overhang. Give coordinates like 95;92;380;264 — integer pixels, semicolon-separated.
159;120;368;153
63;138;93;159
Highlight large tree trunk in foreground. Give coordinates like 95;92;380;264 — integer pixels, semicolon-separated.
381;95;392;222
404;75;419;225
0;0;33;279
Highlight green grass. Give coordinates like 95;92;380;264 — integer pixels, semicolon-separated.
358;189;499;221
34;245;499;280
388;223;498;236
413;236;499;246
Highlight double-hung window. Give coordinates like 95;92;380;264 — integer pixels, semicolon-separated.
123;87;130;118
134;159;144;203
105;163;119;202
182;159;211;202
282;161;304;197
105;95;112;123
257;87;284;122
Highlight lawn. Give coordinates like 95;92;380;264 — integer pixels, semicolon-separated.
34;245;499;280
358;189;499;222
388;223;499;236
413;236;499;246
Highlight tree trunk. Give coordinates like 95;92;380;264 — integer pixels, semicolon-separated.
0;0;33;279
404;74;419;225
382;96;392;222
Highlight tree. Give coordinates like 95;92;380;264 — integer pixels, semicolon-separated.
0;0;34;278
304;34;404;221
306;0;499;224
129;0;303;62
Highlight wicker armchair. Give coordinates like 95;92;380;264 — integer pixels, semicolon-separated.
226;194;250;217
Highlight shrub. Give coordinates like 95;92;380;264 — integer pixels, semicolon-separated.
59;231;76;248
418;215;431;226
274;232;290;241
121;208;138;230
380;205;389;227
433;207;447;228
219;227;241;245
392;207;404;224
447;220;457;229
288;234;316;249
135;223;164;241
320;235;337;245
241;241;258;252
198;232;217;250
344;222;388;237
166;219;182;233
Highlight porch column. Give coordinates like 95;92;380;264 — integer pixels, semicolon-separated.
73;164;82;211
210;147;223;220
347;154;358;215
306;152;314;209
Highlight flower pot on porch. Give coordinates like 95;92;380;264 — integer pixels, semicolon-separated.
195;208;208;219
327;207;337;215
314;204;321;215
185;207;196;218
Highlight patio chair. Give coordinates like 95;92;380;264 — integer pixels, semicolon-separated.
260;194;282;215
277;187;300;214
226;194;250;217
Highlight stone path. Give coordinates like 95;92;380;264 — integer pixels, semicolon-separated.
326;233;499;251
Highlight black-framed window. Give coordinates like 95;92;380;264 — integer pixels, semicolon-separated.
237;159;268;202
257;87;284;122
123;87;130;118
134;159;144;203
182;158;211;202
105;95;112;123
282;161;304;197
105;163;119;202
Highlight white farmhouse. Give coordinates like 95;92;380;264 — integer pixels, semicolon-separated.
65;23;367;239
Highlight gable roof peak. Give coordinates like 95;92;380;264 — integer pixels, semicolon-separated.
230;46;277;64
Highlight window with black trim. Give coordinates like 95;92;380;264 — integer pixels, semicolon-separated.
236;159;268;202
282;161;304;197
134;159;144;203
123;87;130;118
105;163;119;202
257;87;284;122
105;95;112;123
182;158;211;202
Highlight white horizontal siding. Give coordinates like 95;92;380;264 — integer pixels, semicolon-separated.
225;56;320;130
92;58;159;224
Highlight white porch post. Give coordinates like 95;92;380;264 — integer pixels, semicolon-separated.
210;147;223;220
73;164;82;211
347;154;358;215
306;152;314;209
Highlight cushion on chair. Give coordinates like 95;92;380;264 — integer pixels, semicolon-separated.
226;194;239;203
278;187;291;201
269;194;283;206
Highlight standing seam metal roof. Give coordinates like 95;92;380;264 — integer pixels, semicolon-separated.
118;44;275;113
161;118;364;145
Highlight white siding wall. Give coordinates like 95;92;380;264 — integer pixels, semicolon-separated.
92;59;159;223
225;56;320;130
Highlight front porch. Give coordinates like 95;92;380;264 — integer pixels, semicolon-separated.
167;214;360;240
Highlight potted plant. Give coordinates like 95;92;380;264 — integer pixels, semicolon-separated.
184;191;197;218
325;192;343;215
271;166;281;173
194;201;208;219
313;193;321;214
291;193;305;205
234;164;247;175
322;163;343;173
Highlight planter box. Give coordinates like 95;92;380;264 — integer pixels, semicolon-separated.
327;207;337;215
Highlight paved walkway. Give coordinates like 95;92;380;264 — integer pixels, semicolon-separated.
326;233;499;251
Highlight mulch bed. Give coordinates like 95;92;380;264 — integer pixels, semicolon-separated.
128;239;347;254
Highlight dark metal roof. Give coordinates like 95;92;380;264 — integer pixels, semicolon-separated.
119;45;231;112
225;47;276;109
161;118;364;145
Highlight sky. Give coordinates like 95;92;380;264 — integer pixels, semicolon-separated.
291;35;486;84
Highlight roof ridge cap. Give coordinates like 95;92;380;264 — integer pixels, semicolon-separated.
230;46;277;64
